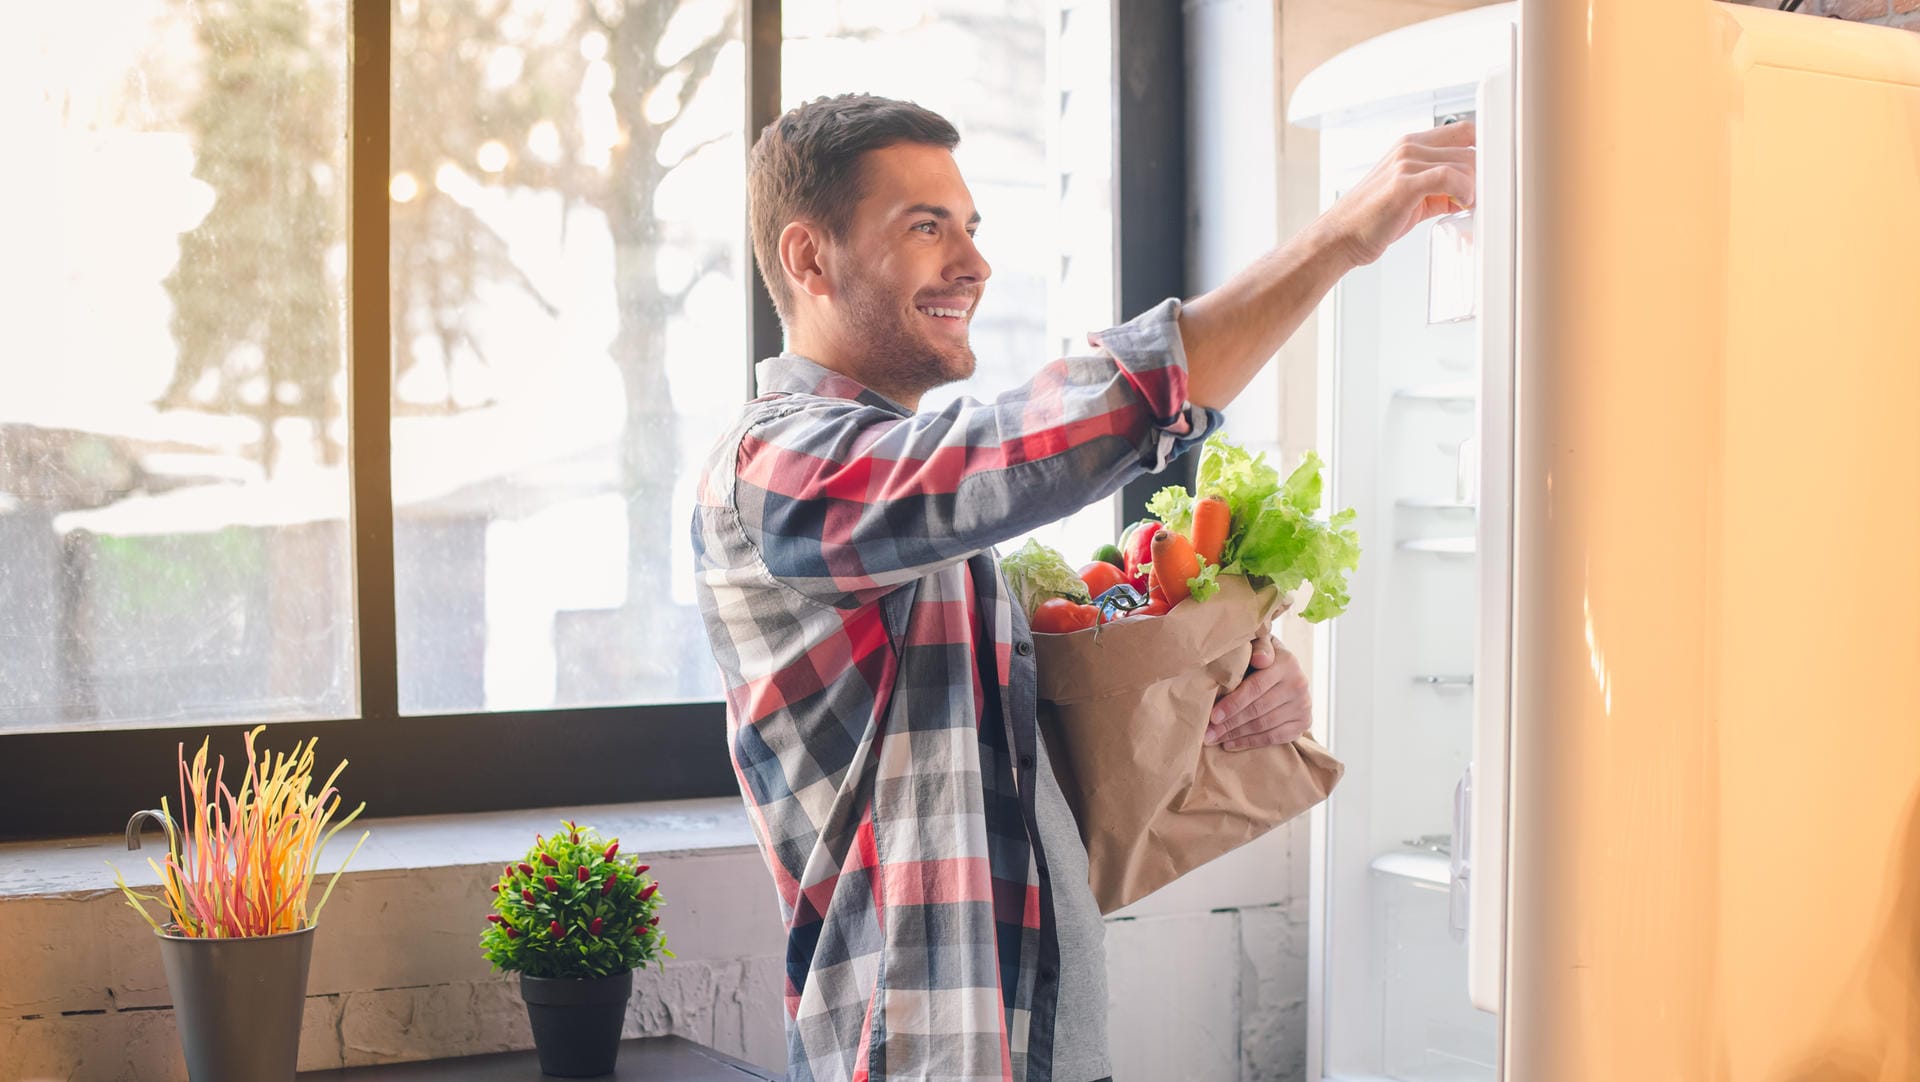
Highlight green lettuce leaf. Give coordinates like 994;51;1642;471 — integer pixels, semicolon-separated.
1142;434;1361;620
1144;485;1194;538
1186;561;1222;604
999;538;1090;617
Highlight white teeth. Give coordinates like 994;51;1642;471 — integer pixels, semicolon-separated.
918;306;968;319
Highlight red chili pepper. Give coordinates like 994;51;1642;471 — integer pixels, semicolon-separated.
638;883;658;902
601;877;616;896
522;888;536;904
589;917;604;936
577;865;590;883
504;864;515;878
505;927;519;940
549;921;566;939
632;926;645;938
486;914;503;924
634;864;650;875
604;842;619;860
490;884;501;893
518;862;534;877
648;916;659;926
540;853;558;868
570;832;581;845
543;875;559;892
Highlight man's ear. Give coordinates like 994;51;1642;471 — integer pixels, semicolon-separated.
778;221;832;301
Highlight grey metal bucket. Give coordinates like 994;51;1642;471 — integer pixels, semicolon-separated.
157;923;315;1082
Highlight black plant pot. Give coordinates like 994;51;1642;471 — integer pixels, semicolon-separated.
519;970;634;1078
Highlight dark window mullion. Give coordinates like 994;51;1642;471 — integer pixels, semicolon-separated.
1113;0;1192;525
349;0;398;721
745;0;783;394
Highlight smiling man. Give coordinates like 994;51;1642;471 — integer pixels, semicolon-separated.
693;94;1473;1082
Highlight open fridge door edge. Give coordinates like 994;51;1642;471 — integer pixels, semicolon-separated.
1462;25;1517;1023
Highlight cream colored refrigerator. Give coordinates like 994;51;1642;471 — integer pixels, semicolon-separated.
1288;2;1920;1078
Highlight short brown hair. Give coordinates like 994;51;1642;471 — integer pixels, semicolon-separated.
747;94;960;326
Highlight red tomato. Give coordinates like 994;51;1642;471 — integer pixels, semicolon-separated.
1031;598;1102;634
1122;586;1172;620
1139;596;1172;618
1078;561;1128;598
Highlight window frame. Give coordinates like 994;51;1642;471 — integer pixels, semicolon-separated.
0;0;1185;842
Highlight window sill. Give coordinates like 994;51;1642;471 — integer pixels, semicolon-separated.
295;1034;781;1081
0;796;757;900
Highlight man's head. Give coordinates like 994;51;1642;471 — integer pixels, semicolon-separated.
748;94;991;409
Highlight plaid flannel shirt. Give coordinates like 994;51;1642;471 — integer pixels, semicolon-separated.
692;299;1217;1082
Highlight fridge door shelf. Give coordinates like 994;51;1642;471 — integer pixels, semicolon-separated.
1412;674;1474;689
1370;850;1451;887
1397;537;1476;555
1396;498;1477;512
1391;384;1476;409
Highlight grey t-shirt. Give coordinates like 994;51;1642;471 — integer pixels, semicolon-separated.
1031;727;1111;1081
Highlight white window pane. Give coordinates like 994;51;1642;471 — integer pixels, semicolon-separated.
782;0;1120;566
0;2;354;732
389;0;742;713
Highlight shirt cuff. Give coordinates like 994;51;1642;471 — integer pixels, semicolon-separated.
1091;297;1223;473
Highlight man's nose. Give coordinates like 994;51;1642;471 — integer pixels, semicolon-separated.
948;232;991;284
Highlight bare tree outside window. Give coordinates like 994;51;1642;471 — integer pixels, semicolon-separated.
1;0;1106;731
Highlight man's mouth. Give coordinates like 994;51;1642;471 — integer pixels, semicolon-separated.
916;304;971;321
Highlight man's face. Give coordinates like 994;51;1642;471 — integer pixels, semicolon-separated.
820;142;992;404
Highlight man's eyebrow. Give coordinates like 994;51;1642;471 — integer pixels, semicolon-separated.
903;203;983;226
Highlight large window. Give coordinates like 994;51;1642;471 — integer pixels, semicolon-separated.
0;0;1181;840
6;1;355;732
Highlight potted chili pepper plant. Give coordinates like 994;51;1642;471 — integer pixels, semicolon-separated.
482;820;672;1077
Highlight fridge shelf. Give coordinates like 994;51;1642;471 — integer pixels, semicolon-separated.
1390;382;1476;409
1397;537;1475;555
1412;674;1474;688
1395;498;1476;512
1369;850;1450;887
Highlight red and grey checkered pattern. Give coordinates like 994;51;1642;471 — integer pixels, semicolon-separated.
692;299;1215;1082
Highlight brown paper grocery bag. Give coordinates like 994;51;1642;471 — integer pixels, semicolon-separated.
1034;574;1345;914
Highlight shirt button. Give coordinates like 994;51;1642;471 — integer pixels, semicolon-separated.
1015;640;1033;656
1019;754;1036;771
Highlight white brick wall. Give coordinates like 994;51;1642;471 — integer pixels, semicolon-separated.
0;800;790;1080
0;800;1314;1082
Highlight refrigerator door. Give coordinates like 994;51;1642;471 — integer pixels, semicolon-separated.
1464;35;1516;1021
1506;1;1920;1078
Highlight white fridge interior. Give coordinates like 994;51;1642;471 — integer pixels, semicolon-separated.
1289;6;1516;1080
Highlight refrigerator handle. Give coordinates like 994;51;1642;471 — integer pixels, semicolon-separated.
1450;764;1472;943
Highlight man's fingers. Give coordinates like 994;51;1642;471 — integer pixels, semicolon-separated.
1208;683;1305;744
1417;119;1476;147
1248;634;1276;669
1406;164;1477;217
1222;714;1314;752
1212;665;1282;731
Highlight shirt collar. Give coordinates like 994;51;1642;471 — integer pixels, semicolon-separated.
754;353;915;418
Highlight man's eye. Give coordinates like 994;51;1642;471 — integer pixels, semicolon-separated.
913;221;936;234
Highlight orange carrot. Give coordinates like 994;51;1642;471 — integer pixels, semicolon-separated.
1151;530;1202;606
1189;495;1230;568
